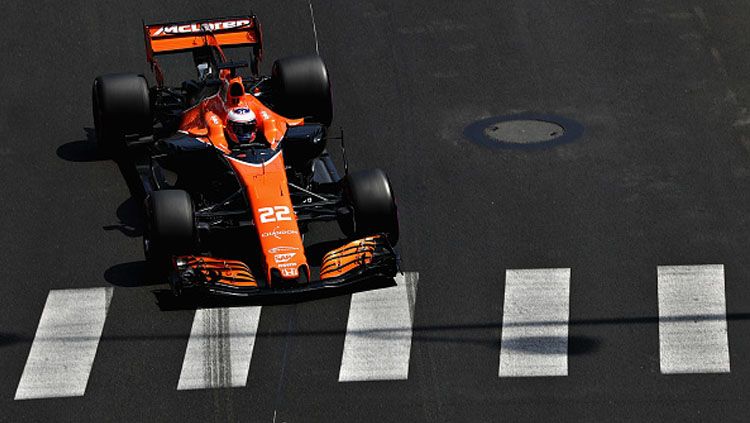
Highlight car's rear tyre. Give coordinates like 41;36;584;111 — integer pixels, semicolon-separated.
272;54;333;126
339;169;399;246
144;190;196;278
92;73;152;158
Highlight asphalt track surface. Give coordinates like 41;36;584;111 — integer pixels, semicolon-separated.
4;1;750;421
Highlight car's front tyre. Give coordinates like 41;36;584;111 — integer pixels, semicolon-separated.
339;168;399;246
143;189;196;280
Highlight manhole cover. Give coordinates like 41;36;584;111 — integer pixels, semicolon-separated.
464;113;584;149
484;120;564;144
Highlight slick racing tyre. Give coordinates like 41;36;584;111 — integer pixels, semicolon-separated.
272;54;333;126
340;168;399;246
92;73;152;158
144;190;196;278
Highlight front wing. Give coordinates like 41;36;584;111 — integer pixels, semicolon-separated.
170;235;399;297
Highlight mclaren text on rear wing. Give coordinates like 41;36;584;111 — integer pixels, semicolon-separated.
143;15;263;84
144;15;262;55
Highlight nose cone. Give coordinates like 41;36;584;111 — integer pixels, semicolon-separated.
226;150;309;287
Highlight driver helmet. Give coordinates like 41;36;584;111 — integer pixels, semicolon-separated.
225;107;258;144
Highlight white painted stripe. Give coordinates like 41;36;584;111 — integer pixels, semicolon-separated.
338;272;418;382
658;264;730;374
499;268;570;377
15;288;113;400
177;306;262;390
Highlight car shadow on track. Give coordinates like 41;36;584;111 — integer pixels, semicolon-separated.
104;261;163;287
102;197;143;238
0;332;24;347
499;335;600;355
56;128;105;162
58;128;145;238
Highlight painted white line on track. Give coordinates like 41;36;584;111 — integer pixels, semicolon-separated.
338;272;418;382
15;287;113;400
177;306;262;390
658;265;730;374
499;268;570;377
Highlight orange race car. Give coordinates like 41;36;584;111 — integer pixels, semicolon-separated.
91;14;399;296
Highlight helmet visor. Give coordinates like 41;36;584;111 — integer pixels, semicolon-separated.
229;121;257;142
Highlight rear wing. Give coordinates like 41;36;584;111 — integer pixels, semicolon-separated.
143;15;263;85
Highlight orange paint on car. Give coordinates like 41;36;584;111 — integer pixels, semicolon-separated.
173;74;309;285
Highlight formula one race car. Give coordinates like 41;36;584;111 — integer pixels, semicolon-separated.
91;15;399;296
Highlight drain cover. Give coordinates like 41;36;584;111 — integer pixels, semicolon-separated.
484;120;564;144
464;113;583;149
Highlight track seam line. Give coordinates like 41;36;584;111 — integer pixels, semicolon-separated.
309;1;320;54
